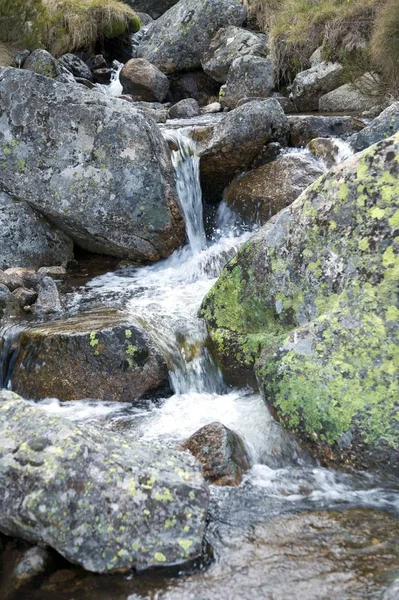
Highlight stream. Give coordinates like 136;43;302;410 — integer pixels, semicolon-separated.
1;127;399;599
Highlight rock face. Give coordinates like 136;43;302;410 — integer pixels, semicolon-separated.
225;154;325;225
290;61;344;112
169;98;200;119
182;422;250;486
0;391;209;573
10;311;170;401
199;99;289;201
0;192;74;270
349;102;399;152
288;115;364;147
0;67;184;262
136;0;246;74
201;133;399;473
22;50;75;84
120;58;170;101
201;26;268;84
220;55;274;109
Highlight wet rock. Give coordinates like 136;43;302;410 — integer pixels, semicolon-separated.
201;133;399;472
75;77;96;90
319;73;381;114
11;310;170;402
170;71;220;106
0;192;74;271
86;55;107;70
30;276;61;315
136;0;246;74
11;287;38;308
58;54;93;81
123;0;179;20
225;154;324;225
120;58;170;102
199;99;289;201
182;422;250;486
201;26;268;84
0;67;184;262
169;99;200;119
290;61;344;111
38;266;67;279
288;115;364;147
306;137;346;168
220;55;274;109
91;68;112;84
22;50;75;84
0;390;209;573
11;546;54;588
348;101;399;152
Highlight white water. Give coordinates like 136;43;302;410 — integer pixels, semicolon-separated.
94;61;123;97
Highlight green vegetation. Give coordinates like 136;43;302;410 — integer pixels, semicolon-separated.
0;0;140;61
245;0;398;94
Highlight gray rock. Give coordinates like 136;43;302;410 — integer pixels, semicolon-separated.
220;55;274;109
225;154;325;224
38;266;67;279
30;276;61;315
136;0;246;74
59;53;93;81
319;73;381;113
120;58;170;102
11;310;169;401
201;26;268;84
290;61;344;111
135;12;154;26
182;422;250;486
272;93;297;114
170;71;220;106
309;46;323;67
199;99;289;201
0;67;184;262
123;0;179;20
348;101;399;152
0;390;209;573
0;192;74;270
288;115;364;146
22;50;75;84
382;579;399;600
11;546;54;588
306;137;349;168
169;98;200;119
0;284;11;319
0;270;24;291
201;102;222;114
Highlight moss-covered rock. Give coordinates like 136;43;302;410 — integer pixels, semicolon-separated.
201;133;399;473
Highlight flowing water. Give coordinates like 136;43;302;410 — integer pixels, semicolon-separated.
1;131;399;600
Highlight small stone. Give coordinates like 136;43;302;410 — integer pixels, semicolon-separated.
0;271;24;291
201;102;221;114
38;266;67;279
169;99;200;119
11;287;38;308
12;546;54;588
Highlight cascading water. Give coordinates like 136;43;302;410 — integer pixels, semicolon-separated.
94;61;123;97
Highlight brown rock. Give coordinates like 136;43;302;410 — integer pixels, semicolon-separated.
120;58;169;102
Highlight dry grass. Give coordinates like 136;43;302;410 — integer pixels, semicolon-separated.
0;43;13;66
371;0;399;94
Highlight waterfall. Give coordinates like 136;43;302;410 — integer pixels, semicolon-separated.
94;61;123;97
163;130;207;255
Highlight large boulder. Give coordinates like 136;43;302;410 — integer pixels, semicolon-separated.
199;99;289;201
182;422;250;486
0;67;184;262
120;58;170;101
201;133;399;473
201;26;268;84
123;0;179;20
288;115;364;147
0;391;209;573
318;73;381;114
290;61;344;112
225;154;325;225
0;192;74;270
22;50;75;84
136;0;246;74
10;310;170;401
58;53;93;81
348;102;399;152
220;55;274;109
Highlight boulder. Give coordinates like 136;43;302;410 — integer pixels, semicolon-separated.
201;133;399;473
201;26;268;84
0;193;74;270
123;0;179;20
288;115;364;147
199;99;289;201
319;73;381;114
29;276;61;315
120;58;170;102
0;390;209;573
348;102;399;152
0;67;184;262
58;53;93;81
182;422;250;486
22;50;75;84
10;310;170;401
136;0;246;74
170;71;220;106
290;61;344;112
225;154;324;225
169;98;200;119
220;55;274;109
